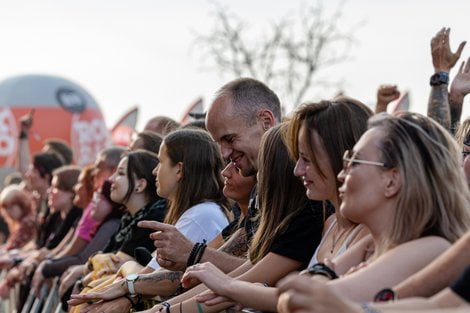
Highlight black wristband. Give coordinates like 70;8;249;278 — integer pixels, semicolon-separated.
18;130;28;140
159;301;171;313
194;240;207;264
307;263;338;280
124;295;136;308
187;243;200;268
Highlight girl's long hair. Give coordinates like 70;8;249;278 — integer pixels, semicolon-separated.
249;123;308;263
163;129;229;225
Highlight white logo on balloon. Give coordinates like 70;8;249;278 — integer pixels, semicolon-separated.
71;114;110;166
0;107;18;166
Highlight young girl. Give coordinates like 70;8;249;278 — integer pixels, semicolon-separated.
146;128;230;270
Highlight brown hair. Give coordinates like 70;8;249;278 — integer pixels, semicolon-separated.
286;97;373;189
52;165;81;193
162;129;229;225
249;123;309;263
44;139;73;164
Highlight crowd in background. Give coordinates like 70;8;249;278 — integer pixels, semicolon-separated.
0;27;469;313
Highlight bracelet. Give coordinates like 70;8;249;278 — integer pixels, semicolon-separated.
373;288;396;302
187;243;200;268
360;303;381;313
18;130;28;140
159;301;171;313
194;240;207;264
124;295;136;307
307;263;338;280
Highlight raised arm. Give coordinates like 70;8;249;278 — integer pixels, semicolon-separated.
427;27;466;130
375;85;400;114
16;111;34;176
449;57;470;133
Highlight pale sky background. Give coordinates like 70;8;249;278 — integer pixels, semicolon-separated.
0;0;469;130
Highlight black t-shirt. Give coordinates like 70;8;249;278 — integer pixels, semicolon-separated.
243;187;259;242
103;198;167;256
37;211;61;248
46;206;83;249
450;265;470;302
268;199;328;268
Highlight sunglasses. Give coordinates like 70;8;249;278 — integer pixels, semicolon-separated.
343;150;386;170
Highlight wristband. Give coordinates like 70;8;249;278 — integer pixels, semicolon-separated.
159;301;171;313
374;288;396;302
430;72;449;86
18;130;28;140
307;262;338;280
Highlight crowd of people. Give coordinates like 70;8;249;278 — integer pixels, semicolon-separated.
0;27;469;313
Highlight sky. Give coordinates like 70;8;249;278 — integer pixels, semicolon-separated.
0;0;469;129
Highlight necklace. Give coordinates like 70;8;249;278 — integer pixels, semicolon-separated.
330;223;356;254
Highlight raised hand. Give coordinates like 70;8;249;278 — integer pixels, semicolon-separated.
376;85;400;113
451;57;470;99
431;27;466;73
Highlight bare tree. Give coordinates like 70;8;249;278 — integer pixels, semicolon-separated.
193;1;361;108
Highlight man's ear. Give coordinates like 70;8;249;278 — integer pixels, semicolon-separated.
383;168;401;198
176;162;183;182
257;109;276;131
135;178;148;193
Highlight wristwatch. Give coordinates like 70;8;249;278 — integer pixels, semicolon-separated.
125;273;139;296
430;72;449;86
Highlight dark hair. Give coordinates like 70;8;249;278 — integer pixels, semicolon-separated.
163;129;229;224
145;116;180;136
99;146;126;169
122;150;159;204
250;123;309;263
286;97;373;189
135;131;163;153
33;152;64;182
52;165;81;193
216;78;281;125
180;120;207;131
44;139;73;165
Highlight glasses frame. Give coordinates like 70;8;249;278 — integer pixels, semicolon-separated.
343;150;386;170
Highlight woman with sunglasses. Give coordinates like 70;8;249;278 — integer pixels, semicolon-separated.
276;112;470;313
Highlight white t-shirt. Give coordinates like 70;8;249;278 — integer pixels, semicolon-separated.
147;201;228;269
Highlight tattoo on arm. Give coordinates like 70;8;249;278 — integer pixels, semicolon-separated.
427;85;451;131
140;271;183;284
221;229;249;257
449;95;463;134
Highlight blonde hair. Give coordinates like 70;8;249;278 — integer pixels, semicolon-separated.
369;113;470;253
455;117;470;147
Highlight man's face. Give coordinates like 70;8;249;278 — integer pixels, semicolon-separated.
206;97;265;177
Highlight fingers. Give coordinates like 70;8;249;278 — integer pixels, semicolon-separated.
138;220;172;231
455;41;466;58
465;57;470;73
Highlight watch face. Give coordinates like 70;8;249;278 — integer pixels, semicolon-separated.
126;273;138;281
